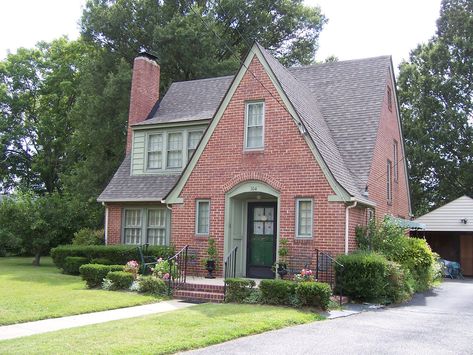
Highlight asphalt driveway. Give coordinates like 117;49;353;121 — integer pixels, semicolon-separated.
186;279;473;355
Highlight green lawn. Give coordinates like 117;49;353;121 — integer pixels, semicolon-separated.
0;303;323;354
0;257;159;325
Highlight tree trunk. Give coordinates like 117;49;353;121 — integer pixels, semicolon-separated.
32;252;41;266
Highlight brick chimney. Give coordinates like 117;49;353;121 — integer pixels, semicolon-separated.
126;52;160;154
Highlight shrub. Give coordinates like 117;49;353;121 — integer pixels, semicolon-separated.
259;279;296;305
106;271;134;290
335;252;390;302
224;278;256;303
138;276;167;295
295;282;332;310
72;228;104;246
90;258;113;265
51;245;174;270
63;256;89;275
79;264;124;288
385;261;414;304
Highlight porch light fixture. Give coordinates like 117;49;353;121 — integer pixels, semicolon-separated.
460;218;468;224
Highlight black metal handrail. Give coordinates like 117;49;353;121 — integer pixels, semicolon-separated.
314;248;344;306
223;246;238;301
167;245;189;295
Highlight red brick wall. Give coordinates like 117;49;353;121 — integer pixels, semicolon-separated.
171;56;348;276
367;70;410;220
126;56;160;154
106;204;122;245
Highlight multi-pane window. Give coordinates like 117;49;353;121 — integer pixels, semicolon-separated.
393;140;399;182
187;131;203;162
296;199;313;238
147;209;166;245
387;159;393;203
147;134;163;169
167;132;183;168
124;209;142;245
196;200;210;235
387;85;393;111
123;208;168;245
245;102;264;149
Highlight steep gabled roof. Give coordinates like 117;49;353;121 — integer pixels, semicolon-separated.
135;75;234;125
97;156;179;202
256;44;365;200
289;56;390;189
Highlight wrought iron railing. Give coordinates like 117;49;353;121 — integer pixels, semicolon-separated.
223;246;238;301
167;245;189;295
314;249;345;306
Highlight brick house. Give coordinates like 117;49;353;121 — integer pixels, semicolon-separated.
98;43;411;278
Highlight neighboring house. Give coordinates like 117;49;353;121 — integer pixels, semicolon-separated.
414;196;473;276
98;43;411;278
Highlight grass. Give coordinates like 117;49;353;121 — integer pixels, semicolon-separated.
0;257;159;325
0;303;323;354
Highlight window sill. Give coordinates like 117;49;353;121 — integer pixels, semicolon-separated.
195;234;210;238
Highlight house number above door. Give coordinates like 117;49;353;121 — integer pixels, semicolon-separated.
250;186;258;191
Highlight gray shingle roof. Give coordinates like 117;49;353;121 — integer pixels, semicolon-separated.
135;75;234;125
97;155;179;202
100;47;390;202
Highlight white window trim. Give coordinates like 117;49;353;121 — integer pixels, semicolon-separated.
195;199;211;236
165;131;184;170
187;129;204;162
295;198;314;239
387;159;393;204
122;207;170;246
244;101;265;151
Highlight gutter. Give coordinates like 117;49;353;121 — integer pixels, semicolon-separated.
345;201;358;254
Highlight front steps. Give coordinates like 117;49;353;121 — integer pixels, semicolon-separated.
173;283;225;303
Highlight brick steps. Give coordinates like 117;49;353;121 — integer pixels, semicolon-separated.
173;283;225;303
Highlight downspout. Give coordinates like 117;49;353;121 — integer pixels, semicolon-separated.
102;202;108;245
345;201;357;254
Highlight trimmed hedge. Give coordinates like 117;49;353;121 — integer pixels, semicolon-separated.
79;264;125;288
335;252;390;302
106;271;134;290
63;256;89;275
138;276;167;295
224;278;256;303
295;282;331;310
90;258;113;265
259;280;296;305
51;245;175;270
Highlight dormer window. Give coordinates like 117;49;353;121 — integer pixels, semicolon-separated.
147;134;163;169
245;101;264;150
188;130;203;162
167;132;183;169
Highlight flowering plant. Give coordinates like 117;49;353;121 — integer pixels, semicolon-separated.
124;260;140;279
294;268;315;282
152;258;173;280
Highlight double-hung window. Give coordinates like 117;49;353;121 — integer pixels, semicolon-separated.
387;159;393;203
393;140;398;182
245;102;264;149
187;131;203;162
196;200;210;235
296;199;313;238
123;209;142;245
147;209;167;245
167;132;183;168
147;134;163;170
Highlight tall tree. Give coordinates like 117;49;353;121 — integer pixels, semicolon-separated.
398;0;473;215
0;38;87;193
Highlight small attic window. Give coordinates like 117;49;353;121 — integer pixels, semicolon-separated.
387;85;393;111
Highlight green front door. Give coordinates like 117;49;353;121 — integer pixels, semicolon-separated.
247;202;277;278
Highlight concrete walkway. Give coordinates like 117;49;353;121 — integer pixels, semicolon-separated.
0;300;194;341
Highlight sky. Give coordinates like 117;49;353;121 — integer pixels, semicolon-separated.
0;0;442;69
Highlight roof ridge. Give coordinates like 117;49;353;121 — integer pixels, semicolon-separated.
290;55;392;70
171;75;234;85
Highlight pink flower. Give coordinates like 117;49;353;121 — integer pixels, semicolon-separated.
163;273;170;280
